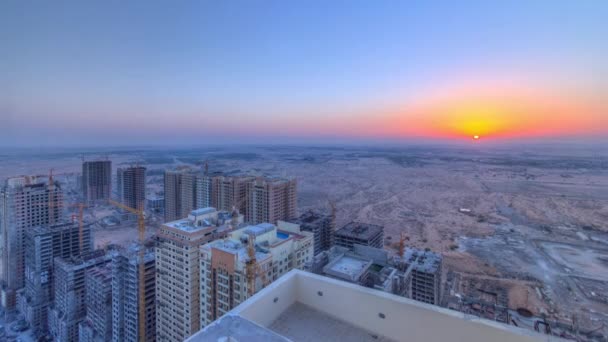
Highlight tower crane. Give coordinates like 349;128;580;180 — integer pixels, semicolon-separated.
109;199;147;342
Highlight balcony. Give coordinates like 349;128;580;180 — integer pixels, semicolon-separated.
187;270;551;342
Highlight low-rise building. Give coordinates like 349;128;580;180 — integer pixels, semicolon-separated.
334;221;384;250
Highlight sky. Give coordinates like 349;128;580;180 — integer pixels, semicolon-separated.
1;1;607;147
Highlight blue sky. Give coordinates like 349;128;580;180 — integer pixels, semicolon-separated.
1;1;606;146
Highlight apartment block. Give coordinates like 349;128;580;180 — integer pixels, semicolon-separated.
334;221;384;250
48;251;112;342
117;166;146;210
245;177;297;224
0;176;63;310
164;170;198;222
82;160;112;204
112;246;156;342
286;209;335;255
156;208;242;342
19;221;92;335
79;264;113;342
195;174;213;209
199;221;313;328
210;175;252;214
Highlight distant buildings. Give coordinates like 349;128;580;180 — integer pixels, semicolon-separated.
117;166;146;210
19;221;92;335
155;207;243;341
334;221;384;250
112;246;156;342
164;170;297;225
146;195;164;215
82;160;112;204
199;221;313;327
286;209;335;255
0;176;63;310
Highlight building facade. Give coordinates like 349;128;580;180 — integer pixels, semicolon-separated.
117;166;146;211
0;176;63;310
112;246;156;342
155;208;242;341
79;264;113;342
245;178;297;224
48;251;112;342
82;160;112;204
164;170;198;222
19;221;92;335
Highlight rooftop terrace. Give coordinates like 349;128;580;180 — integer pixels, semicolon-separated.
188;270;551;342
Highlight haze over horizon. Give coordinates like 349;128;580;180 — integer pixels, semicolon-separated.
2;1;607;147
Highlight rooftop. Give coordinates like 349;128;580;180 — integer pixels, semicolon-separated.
324;254;371;282
402;248;442;273
335;221;384;240
188;270;549;342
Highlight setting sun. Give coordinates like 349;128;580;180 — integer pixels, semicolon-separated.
473;135;480;140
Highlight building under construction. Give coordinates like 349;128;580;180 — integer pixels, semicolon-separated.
286;208;335;256
394;247;443;305
1;175;63;310
78;263;113;342
48;250;113;342
112;245;156;342
18;221;92;335
82;160;112;204
334;221;384;250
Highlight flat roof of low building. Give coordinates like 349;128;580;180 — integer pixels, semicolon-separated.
190;207;216;216
403;248;442;273
324;254;371;281
244;223;275;237
335;221;384;240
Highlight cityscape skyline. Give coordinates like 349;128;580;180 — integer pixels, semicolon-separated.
2;1;607;147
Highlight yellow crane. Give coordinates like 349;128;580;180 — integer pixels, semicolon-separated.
109;199;147;342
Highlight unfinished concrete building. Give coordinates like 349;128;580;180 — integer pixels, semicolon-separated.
82;160;112;204
334;222;384;250
394;248;443;305
285;209;335;256
48;251;113;342
19;221;92;335
112;246;156;342
0;176;63;310
199;222;313;328
78;264;113;342
245;177;297;225
117;166;146;211
156;207;243;341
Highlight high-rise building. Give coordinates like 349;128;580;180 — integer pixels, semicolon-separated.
19;221;92;334
78;264;113;342
48;250;112;342
286;209;335;255
195;175;213;209
117;166;146;210
199;222;313;328
112;246;156;342
82;160;112;204
163;170;198;222
245;177;297;224
210;175;252;215
395;248;443;305
334;221;384;250
0;176;63;310
156;208;242;341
